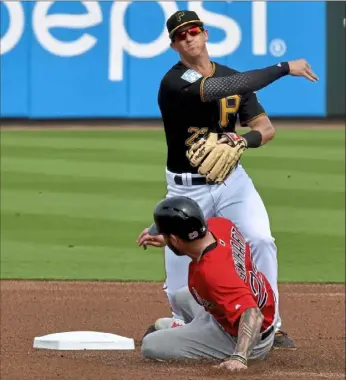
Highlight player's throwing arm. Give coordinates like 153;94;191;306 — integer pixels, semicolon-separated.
200;59;318;103
186;59;318;184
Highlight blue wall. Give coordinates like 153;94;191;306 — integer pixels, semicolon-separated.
0;1;326;118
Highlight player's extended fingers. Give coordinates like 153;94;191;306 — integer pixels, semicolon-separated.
136;228;149;243
214;361;247;371
213;362;226;369
147;240;164;247
138;236;152;247
306;68;319;81
137;232;152;246
141;237;165;248
302;70;317;82
138;231;165;247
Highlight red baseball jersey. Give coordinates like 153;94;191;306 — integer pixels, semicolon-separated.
188;217;276;336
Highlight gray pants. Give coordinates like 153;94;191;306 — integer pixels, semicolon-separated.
142;287;275;361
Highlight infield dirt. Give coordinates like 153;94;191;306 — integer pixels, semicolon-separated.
1;281;344;380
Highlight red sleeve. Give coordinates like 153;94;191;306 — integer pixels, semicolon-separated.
203;263;257;328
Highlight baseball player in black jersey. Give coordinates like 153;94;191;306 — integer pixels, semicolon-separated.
138;10;318;350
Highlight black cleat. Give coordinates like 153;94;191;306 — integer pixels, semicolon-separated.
273;330;297;350
142;324;157;340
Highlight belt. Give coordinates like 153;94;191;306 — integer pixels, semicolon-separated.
174;175;217;186
261;325;274;341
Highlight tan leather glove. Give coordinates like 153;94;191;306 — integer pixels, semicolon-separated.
187;132;248;184
186;132;218;168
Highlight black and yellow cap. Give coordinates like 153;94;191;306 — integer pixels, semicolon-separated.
166;10;203;39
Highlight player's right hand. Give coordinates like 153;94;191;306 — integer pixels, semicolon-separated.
288;59;319;82
214;359;248;372
137;228;166;249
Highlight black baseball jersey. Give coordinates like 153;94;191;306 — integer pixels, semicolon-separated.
158;61;266;174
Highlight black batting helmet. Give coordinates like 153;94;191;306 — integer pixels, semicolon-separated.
148;196;207;241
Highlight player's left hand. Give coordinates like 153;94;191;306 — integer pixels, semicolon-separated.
187;132;247;184
137;228;166;249
217;132;248;147
214;359;248;372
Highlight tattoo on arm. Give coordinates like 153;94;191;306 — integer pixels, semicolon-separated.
234;307;264;360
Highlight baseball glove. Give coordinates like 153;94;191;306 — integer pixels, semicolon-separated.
186;132;248;184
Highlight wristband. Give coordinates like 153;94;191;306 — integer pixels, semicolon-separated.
242;130;263;148
280;61;290;75
228;354;247;365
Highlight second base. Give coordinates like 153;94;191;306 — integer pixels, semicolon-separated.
33;331;135;350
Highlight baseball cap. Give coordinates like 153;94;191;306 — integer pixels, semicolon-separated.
166;10;204;39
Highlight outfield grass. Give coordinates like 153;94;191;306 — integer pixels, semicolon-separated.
1;129;345;282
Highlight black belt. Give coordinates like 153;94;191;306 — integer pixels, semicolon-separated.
174;175;217;186
261;325;274;341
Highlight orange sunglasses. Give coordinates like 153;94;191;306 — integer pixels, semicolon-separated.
174;26;204;41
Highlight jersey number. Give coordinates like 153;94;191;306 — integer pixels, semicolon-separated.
185;127;208;146
218;95;240;128
249;271;268;310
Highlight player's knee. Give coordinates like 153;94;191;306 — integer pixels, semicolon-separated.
141;332;177;361
250;234;276;251
172;286;190;309
141;334;161;360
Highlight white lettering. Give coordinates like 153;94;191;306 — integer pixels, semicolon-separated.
0;2;25;55
252;2;267;55
32;1;102;57
109;1;178;81
231;227;247;281
189;2;241;57
1;1;271;79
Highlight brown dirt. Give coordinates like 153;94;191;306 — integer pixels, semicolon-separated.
0;281;344;380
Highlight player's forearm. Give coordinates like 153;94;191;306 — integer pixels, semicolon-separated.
201;62;290;102
242;115;275;148
233;307;264;361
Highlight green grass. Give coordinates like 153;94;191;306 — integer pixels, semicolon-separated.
1;129;345;282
